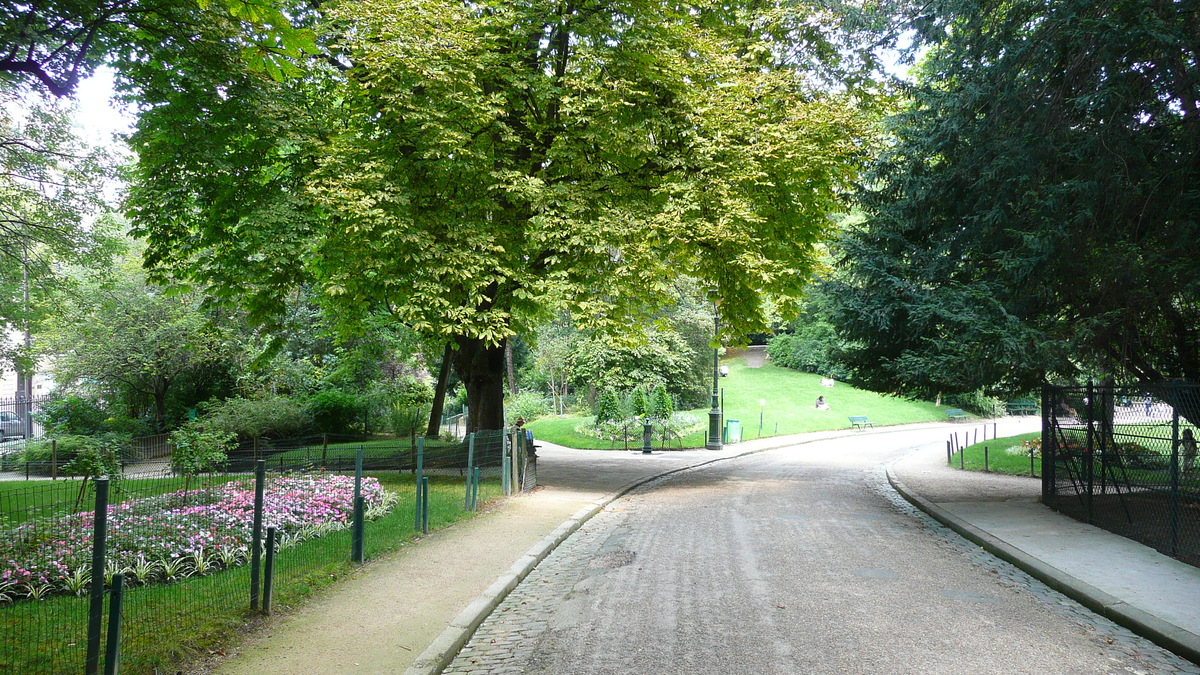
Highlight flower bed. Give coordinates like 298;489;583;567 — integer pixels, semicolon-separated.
0;474;396;602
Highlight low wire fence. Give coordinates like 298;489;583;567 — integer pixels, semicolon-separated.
0;430;535;674
1042;383;1200;567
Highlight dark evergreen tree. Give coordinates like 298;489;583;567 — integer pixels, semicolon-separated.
832;0;1200;401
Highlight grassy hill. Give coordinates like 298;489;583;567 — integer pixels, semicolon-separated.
527;353;951;449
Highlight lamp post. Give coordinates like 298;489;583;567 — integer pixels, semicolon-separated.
706;303;723;451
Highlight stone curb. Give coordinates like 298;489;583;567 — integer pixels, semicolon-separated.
885;463;1200;666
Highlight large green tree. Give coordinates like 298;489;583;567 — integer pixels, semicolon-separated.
126;0;880;432
44;255;237;431
0;88;116;399
831;0;1200;399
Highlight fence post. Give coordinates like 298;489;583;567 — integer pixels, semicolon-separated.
51;439;57;480
471;466;480;511
250;459;265;611
984;446;989;472
502;433;511;496
86;477;110;675
1085;381;1095;524
946;440;952;465
420;476;430;534
103;573;124;675
464;434;475;510
1169;386;1181;556
263;527;277;615
414;437;425;530
352;446;364;563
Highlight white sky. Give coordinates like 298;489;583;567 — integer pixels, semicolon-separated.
71;66;135;148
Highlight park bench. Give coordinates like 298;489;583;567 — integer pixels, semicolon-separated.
1006;400;1039;416
945;408;969;421
848;415;873;429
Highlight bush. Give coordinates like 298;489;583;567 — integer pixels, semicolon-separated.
593;388;624;425
945;390;1005;417
766;324;848;379
170;423;236;484
200;396;311;441
649;385;674;421
17;433;131;477
505;391;551;423
306;389;365;434
34;394;108;435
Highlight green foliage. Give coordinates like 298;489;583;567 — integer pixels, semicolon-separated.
200;396;311;441
833;0;1200;399
123;0;881;430
629;389;650;418
44;254;239;432
505;391;551;424
34;394;108;436
767;326;846;380
570;331;701;409
945;391;1005;418
649;386;675;421
305;390;364;435
593;388;624;426
169;424;235;481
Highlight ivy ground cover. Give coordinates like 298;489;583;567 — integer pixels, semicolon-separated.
0;474;394;602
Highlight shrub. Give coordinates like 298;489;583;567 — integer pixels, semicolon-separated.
505;391;551;423
629;388;649;418
201;396;311;441
593;388;623;425
170;423;236;489
766;325;848;379
34;394;109;435
306;389;365;434
945;390;1005;417
649;385;674;421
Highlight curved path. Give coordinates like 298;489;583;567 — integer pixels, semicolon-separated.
445;427;1199;674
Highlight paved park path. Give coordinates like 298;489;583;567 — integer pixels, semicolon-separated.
444;426;1200;674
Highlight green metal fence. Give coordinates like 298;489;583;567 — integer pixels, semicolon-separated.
0;430;535;674
1043;383;1200;567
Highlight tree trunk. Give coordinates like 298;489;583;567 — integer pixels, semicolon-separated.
426;342;454;437
454;335;507;433
505;339;518;395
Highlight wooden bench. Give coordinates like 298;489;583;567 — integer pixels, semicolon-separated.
848;415;873;429
945;408;969;421
1006;401;1039;416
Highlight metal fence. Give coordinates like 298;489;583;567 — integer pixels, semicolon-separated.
0;393;50;442
1042;383;1200;567
0;430;536;674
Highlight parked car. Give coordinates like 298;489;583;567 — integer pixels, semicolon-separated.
0;410;26;441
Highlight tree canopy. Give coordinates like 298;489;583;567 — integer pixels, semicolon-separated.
124;0;881;430
830;0;1200;398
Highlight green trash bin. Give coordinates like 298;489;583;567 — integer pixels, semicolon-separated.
723;419;742;444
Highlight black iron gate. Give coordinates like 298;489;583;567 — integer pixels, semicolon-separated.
1042;383;1200;567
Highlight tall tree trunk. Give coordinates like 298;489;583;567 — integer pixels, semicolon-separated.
454;335;507;433
505;339;518;395
426;342;454;437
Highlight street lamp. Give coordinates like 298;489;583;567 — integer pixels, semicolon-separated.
706;302;723;451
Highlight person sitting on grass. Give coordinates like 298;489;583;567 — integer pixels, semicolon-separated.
815;396;830;411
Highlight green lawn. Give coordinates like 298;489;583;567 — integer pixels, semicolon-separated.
528;357;952;449
951;432;1042;476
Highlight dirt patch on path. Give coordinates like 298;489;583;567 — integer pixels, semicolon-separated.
727;345;768;368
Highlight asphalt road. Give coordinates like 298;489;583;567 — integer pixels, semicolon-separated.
447;427;1200;674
